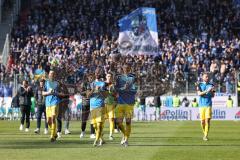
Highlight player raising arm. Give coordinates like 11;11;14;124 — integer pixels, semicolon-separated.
42;70;66;142
115;64;137;147
196;73;215;141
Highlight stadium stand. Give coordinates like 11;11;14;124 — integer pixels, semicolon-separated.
0;0;240;95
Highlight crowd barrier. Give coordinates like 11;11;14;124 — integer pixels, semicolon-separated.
133;107;240;121
1;95;240;121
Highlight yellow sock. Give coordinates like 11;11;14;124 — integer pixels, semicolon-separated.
125;123;131;141
95;123;103;141
48;124;52;130
118;122;126;137
92;123;97;130
92;123;99;140
99;122;103;139
109;119;114;136
201;123;205;135
48;124;52;137
102;121;105;131
92;123;97;136
204;122;210;137
51;120;56;138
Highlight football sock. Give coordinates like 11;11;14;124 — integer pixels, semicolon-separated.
109;118;114;136
51;119;56;138
118;122;126;137
201;122;205;135
204;122;210;137
125;123;131;141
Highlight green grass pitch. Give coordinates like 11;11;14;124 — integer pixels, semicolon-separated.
0;120;239;160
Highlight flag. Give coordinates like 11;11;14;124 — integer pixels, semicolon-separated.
34;69;45;81
118;7;158;56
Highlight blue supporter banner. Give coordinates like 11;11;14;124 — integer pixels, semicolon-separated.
118;7;158;56
34;69;45;80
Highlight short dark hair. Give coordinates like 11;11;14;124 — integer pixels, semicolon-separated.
39;79;45;83
22;80;28;84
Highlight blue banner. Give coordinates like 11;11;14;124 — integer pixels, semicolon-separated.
118;7;158;56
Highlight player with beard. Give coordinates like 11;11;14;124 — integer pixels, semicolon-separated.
196;73;215;141
115;64;137;147
104;73;117;140
42;71;62;142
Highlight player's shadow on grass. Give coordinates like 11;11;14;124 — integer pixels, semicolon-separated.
132;137;194;139
130;144;240;147
2;138;240;149
2;143;240;149
0;139;95;149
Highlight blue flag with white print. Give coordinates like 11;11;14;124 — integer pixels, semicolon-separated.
118;7;158;56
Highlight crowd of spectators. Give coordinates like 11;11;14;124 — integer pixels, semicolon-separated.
0;0;240;94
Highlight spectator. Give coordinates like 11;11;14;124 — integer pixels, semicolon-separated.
1;0;238;97
226;95;233;108
173;95;180;107
11;93;20;120
153;95;161;120
18;80;34;132
34;79;48;135
192;98;199;107
182;97;190;107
